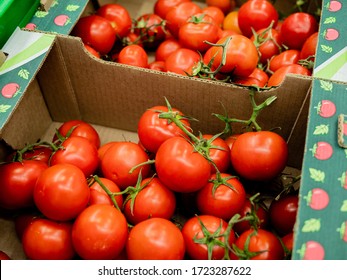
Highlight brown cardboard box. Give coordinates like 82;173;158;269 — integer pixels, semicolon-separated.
0;0;315;259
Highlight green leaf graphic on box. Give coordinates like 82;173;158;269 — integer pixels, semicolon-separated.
341;201;347;212
18;69;30;80
338;171;347;189
66;5;80;11
319;80;333;91
313;124;329;135
324;17;336;24
337;221;347;242
321;45;333;53
302;218;321;232
35;11;49;18
0;104;11;113
309;168;325;182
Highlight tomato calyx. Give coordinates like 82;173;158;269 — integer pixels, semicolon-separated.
243;193;268;230
132;17;167;45
208;172;239;197
298;56;315;70
187;14;213;25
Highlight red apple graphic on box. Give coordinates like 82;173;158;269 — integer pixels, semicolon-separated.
324;28;339;41
316;100;336;118
326;0;342;12
1;83;20;98
54;15;71;26
338;171;347;189
304;188;329;210
298;240;325;260
310;141;333;160
25;23;37;30
337;221;347;242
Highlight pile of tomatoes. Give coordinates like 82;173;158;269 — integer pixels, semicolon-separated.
71;0;320;88
0;94;300;260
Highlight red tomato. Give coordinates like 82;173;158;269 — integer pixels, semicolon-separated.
89;177;123;209
300;31;318;61
50;136;99;177
279;12;319;50
230;228;284;260
267;64;311;87
210;35;259;77
269;194;299;236
230;131;288;181
154;0;192;20
268;49;301;73
137;105;191;153
72;204;128;260
0;251;11;260
126;217;185;260
155;136;211;193
123;177;176;225
22;218;75;260
100;141;151;190
196;173;246;221
84;44;101;58
0;160;48;210
282;232;294;259
232;76;264;87
53;119;101;149
148;60;166;72
155;38;182;61
96;4;132;38
202;6;225;26
97;141;118;161
178;13;220;52
224;134;240;151
206;0;235;14
218;28;239;40
249;67;269;86
72;15;116;54
6;145;53;164
165;2;202;38
237;0;278;38
165;48;200;75
34;163;90;221
118;45;148;68
14;212;39;240
182;215;235;260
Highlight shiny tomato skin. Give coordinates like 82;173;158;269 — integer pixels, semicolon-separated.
22;218;75;260
249;67;269;87
223;10;242;34
89;177;123;209
34;163;90;221
155;38;182;61
123;177;176;225
50;136;99;177
237;0;278;38
269;194;299;236
165;48;200;75
54;120;101;149
230;131;288;181
230;228;284;260
202;6;225;27
148;60;166;72
280;12;319;50
72;204;128;260
84;44;101;58
154;0;192;20
6;145;53;164
100;141;151;190
137;105;191;154
118;44;148;68
72;15;116;55
96;4;132;38
268;49;301;73
300;31;318;61
0;160;48;210
126;217;185;260
206;0;235;15
182;215;235;260
267;64;311;87
155;136;211;193
196;173;246;221
14;212;39;240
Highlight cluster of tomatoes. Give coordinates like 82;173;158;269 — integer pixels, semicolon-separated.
71;0;320;88
0;94;299;260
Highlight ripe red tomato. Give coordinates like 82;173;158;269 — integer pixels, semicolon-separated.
34;163;90;221
165;48;200;75
269;194;299;236
0;160;48;210
123;177;176;225
72;204;128;260
53;119;101;149
72;15;116;54
237;0;278;38
165;2;202;38
14;212;39;240
206;0;235;14
282;231;294;259
196;173;246;221
6;145;53;164
203;134;231;173
96;4;132;38
118;45;148;68
268;49;301;73
100;141;152;190
155;136;211;193
178;13;220;52
267;64;311;87
0;250;11;260
126;217;185;260
230;131;288;181
210;35;259;77
22;218;75;260
182;215;235;260
300;31;318;61
202;6;225;27
148;60;166;72
84;44;101;58
230;228;284;260
137;105;191;154
154;0;192;20
89;177;123;209
155;38;182;61
50;136;99;177
279;12;319;50
249;67;269;87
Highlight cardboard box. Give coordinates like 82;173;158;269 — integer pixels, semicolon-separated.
0;0;317;259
